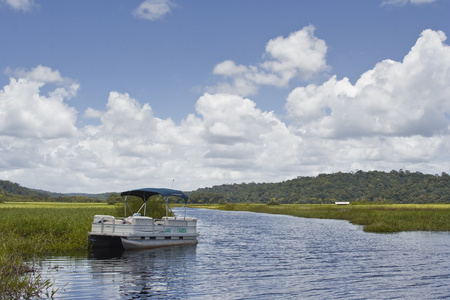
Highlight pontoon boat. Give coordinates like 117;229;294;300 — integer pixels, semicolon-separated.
88;188;198;250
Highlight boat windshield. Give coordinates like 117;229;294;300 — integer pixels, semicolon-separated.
120;188;189;218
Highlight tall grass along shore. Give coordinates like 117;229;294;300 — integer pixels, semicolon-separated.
0;202;116;299
196;203;450;233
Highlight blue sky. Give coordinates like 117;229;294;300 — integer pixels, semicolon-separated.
0;0;449;193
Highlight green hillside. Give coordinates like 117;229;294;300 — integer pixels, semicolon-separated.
189;170;450;204
0;180;105;202
2;170;449;204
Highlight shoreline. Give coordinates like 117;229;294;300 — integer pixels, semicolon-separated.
190;203;450;233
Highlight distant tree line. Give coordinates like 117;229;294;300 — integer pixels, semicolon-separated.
2;170;450;204
189;170;450;204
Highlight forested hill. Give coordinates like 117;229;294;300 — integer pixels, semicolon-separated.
0;180;52;199
189;170;450;204
2;170;450;204
0;180;107;202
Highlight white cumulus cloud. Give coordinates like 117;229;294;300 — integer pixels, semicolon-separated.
209;26;329;96
262;25;329;81
0;65;79;139
196;93;302;172
133;0;174;21
286;29;450;139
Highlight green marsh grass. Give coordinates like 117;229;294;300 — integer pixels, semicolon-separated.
0;202;117;256
0;202;116;299
202;203;450;233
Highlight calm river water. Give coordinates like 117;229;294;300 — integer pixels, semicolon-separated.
40;208;450;299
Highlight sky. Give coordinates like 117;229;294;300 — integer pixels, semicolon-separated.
0;0;449;193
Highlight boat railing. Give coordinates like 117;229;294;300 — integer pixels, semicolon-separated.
92;215;197;235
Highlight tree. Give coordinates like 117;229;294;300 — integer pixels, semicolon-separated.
106;193;122;205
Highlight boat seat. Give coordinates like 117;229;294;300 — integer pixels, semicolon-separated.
124;216;153;225
93;215;115;223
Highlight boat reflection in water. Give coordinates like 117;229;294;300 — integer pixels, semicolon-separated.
88;247;125;260
87;245;198;299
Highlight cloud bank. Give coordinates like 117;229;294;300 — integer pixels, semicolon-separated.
0;29;449;193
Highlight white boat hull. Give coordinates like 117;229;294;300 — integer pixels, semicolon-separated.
88;215;198;251
121;236;198;250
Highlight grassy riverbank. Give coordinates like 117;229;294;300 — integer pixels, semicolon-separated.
193;203;450;233
0;202;116;256
0;202;116;299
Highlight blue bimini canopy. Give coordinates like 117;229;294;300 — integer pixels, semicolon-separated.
120;188;189;202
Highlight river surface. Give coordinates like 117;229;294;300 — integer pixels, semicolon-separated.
40;208;450;299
